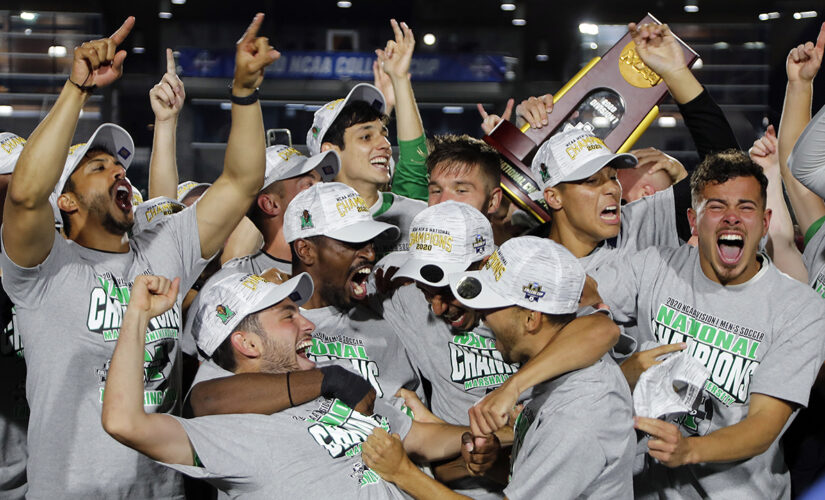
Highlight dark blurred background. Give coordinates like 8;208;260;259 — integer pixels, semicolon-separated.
1;0;823;193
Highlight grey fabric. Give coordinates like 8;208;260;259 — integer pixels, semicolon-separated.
370;192;427;256
591;245;825;500
164;396;412;499
789;104;825;199
505;356;635;500
0;206;208;498
803;222;825;297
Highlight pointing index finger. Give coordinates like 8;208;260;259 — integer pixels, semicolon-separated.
110;16;135;46
239;13;264;45
166;48;176;74
816;22;825;53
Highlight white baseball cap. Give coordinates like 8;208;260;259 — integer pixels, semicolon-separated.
0;132;26;175
283;182;398;244
529;126;637;200
449;236;585;315
131;196;186;235
55;123;134;197
305;83;386;156
176;180;212;203
264;145;339;189
194;272;314;357
395;201;495;287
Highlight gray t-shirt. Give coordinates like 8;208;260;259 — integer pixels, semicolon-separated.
371;192;427;257
164;395;412;499
506;356;635;500
0;206;208;499
0;306;26;499
303;305;421;400
591;245;825;500
381;285;518;426
182;250;292;357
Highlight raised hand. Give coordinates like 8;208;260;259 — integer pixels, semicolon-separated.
70;16;135;89
628;22;686;80
631;147;688;184
373;59;395;113
477;99;514;135
233;13;280;92
150;48;185;123
786;22;825;83
748;125;779;173
128;275;180;318
516;94;554;129
376;19;415;81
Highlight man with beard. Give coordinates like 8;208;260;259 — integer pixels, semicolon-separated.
0;14;278;498
102;272;496;499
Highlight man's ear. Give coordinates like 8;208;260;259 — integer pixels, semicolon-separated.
487;187;504;216
524;308;543;334
56;192;78;214
230;331;261;359
321;142;340;154
293;238;317;266
543;187;563;210
762;208;772;238
256;193;280;218
687;207;697;236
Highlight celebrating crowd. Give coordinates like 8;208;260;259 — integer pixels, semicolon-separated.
1;10;825;500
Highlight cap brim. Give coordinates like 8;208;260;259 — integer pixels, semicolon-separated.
263;150;341;189
344;83;386;114
326;219;399;244
448;271;515;311
559;152;638;184
397;257;471;287
248;272;315;315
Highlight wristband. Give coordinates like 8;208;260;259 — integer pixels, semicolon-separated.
229;87;259;105
319;365;372;409
68;76;96;93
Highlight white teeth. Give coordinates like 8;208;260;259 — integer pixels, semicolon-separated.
719;234;743;242
357;268;371;275
116;186;129;194
370;157;388;165
296;339;313;352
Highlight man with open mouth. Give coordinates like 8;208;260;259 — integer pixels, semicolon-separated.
373;200;620;499
583;151;825;500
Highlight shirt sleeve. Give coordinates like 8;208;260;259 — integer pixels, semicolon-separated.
750;301;825;408
676;87;739;161
589;248;656;325
0;229;73;308
390;134;429;202
505;415;607;500
618;187;679;252
789;104;825;199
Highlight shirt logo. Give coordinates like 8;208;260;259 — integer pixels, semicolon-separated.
522;282;546;302
215;304;235;324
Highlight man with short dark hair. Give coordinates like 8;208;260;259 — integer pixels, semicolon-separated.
0;15;278;497
589;150;825;499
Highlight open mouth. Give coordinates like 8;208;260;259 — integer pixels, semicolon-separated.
717;233;744;265
348;265;372;301
443;307;473;331
369;156;390;171
112;180;133;213
296;338;313;359
599;205;620;224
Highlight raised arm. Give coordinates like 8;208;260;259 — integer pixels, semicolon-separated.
749;125;808;282
779;22;825;236
635;394;793;466
148;48;185;200
3;18;134;267
468;311;619;436
377;19;430;201
195;13;278;259
101;275;194;466
630;22;738;159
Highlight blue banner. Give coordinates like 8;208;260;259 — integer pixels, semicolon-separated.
177;49;507;82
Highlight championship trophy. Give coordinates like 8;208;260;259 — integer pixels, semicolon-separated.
484;13;699;222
